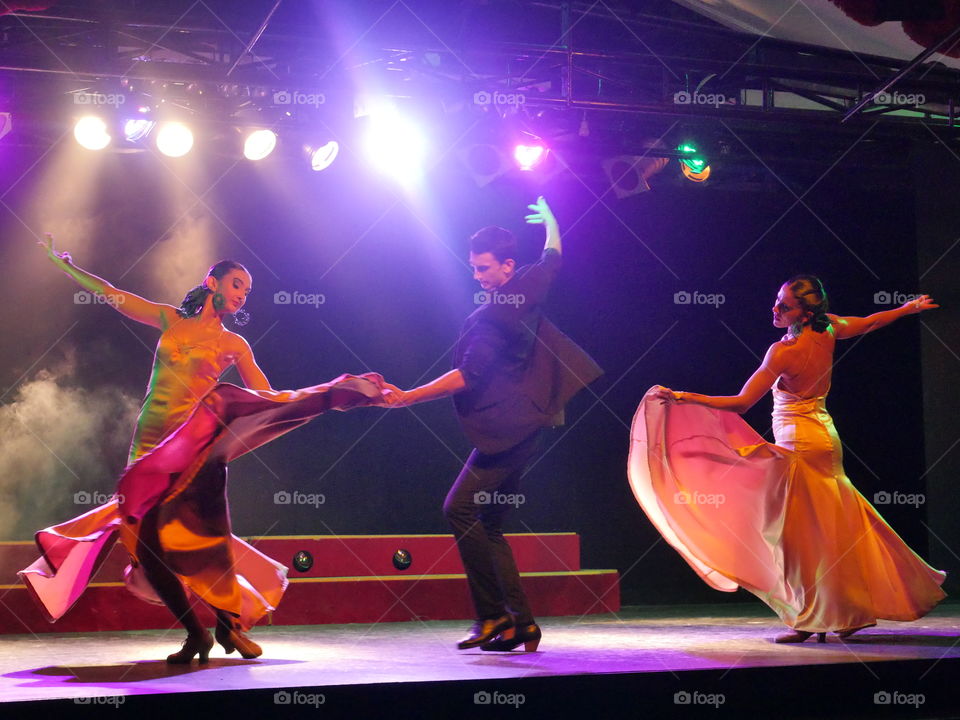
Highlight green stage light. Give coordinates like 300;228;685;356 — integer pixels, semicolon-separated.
677;141;710;182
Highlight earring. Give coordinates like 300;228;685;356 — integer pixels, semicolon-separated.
212;292;226;311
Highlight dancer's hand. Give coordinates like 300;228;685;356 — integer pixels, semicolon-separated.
651;385;682;405
38;233;73;271
902;294;938;314
524;196;557;226
379;381;412;407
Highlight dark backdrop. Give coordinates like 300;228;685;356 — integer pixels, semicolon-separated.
0;121;951;606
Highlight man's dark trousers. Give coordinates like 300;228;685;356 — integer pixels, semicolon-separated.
443;431;540;624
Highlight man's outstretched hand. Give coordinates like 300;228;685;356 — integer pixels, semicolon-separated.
524;195;556;226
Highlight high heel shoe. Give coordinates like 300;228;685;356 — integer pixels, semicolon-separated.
774;630;826;644
481;622;542;652
167;631;214;664
215;624;263;659
457;615;514;650
836;623;876;639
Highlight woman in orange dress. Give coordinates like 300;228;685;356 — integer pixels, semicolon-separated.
20;234;383;662
629;275;946;642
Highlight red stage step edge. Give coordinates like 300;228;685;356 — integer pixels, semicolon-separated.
0;533;581;582
0;534;619;634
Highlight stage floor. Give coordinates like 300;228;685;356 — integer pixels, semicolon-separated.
1;602;957;707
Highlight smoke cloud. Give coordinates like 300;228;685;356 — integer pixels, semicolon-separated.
0;349;140;540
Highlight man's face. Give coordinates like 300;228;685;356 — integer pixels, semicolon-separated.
469;251;515;291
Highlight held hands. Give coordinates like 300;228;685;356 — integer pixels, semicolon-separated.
524;196;557;227
902;294;938;314
377;380;414;408
38;233;72;271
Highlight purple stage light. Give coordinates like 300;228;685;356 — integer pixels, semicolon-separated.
513;143;546;171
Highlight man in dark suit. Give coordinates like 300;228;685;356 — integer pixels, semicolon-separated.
381;197;601;651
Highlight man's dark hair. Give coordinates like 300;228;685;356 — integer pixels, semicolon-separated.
469;226;517;263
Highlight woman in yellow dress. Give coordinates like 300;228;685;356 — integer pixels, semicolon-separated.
629;275;946;642
20;234;383;662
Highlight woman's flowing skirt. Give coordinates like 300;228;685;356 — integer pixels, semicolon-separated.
19;374;383;630
627;386;946;631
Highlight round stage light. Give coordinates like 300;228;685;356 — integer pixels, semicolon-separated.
244;129;277;160
156;122;194;157
677;142;710;182
73;116;111;150
123;118;156;143
310;140;339;171
513;143;546;171
363;110;426;181
293;550;314;573
392;548;412;571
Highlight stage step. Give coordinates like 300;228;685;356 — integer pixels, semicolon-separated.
0;534;619;634
0;533;581;583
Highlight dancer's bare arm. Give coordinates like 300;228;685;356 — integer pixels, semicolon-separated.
828;294;938;339
230;334;272;391
39;233;177;329
380;369;467;407
653;342;787;414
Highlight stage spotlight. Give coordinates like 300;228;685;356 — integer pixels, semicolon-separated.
456;143;509;187
677;141;711;182
602;155;669;198
513;142;547;171
73;116;111;150
292;550;314;573
244;128;277;160
362;109;426;182
310;140;339;171
156;121;194;157
123;118;156;143
392;549;412;571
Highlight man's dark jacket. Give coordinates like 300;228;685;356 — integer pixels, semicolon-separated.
453;249;602;454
